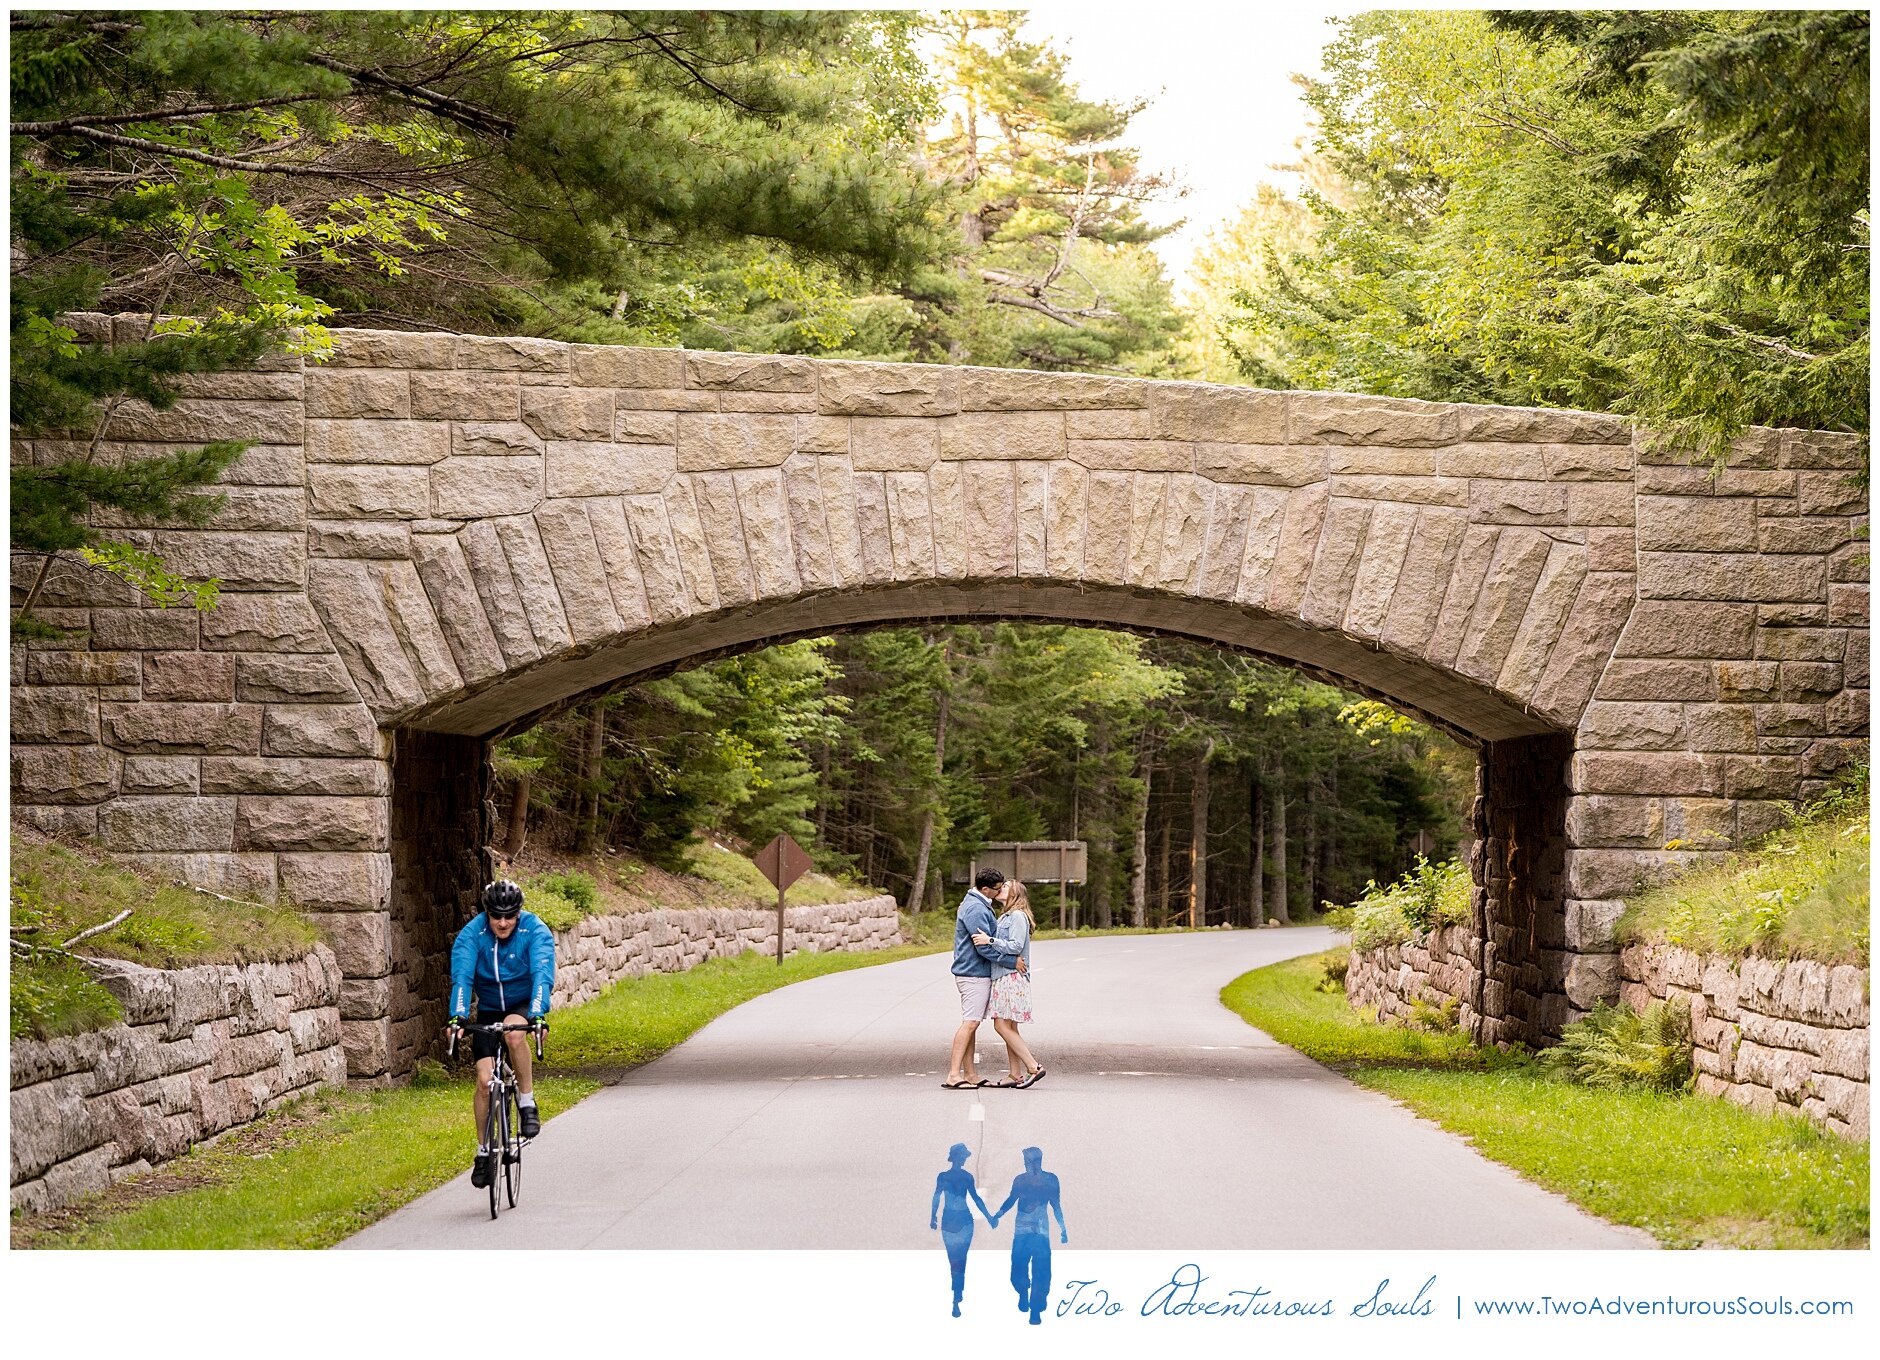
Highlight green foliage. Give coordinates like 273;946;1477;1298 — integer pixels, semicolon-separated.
1219;10;1869;461
1404;994;1461;1035
1332;857;1472;950
1622;766;1870;964
520;870;600;931
1539;1000;1694;1093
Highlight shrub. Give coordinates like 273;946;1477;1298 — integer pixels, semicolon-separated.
1332;857;1472;950
1539;999;1693;1093
1404;995;1461;1033
531;870;600;913
1318;951;1350;993
520;871;600;931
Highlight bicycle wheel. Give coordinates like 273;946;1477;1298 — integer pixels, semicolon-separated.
484;1080;504;1220
503;1088;522;1208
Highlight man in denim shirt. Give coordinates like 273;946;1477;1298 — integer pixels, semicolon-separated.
944;867;1006;1088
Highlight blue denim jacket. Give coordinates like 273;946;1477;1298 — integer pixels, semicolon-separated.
951;890;1001;977
986;910;1030;981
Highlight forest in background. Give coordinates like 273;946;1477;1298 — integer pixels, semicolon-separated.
10;10;1867;914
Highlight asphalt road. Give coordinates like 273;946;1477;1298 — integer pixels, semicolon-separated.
342;928;1649;1250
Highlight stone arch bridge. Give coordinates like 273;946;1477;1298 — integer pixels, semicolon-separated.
11;323;1868;1081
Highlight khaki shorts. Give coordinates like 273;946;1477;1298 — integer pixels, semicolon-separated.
955;975;992;1022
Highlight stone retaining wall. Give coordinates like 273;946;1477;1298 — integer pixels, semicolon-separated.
1345;930;1870;1138
9;945;347;1215
550;895;901;1008
1343;922;1478;1029
1621;943;1869;1140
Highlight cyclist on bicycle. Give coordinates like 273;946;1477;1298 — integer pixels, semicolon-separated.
448;879;557;1189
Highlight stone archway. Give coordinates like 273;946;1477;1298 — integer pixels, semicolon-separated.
10;321;1867;1079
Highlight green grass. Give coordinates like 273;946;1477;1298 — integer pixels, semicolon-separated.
10;834;320;1039
1221;952;1498;1068
1361;1067;1867;1248
1222;950;1870;1248
1622;795;1869;965
13;940;940;1250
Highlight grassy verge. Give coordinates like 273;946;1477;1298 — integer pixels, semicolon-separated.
1621;776;1869;965
14;941;942;1250
1223;951;1869;1249
10;833;320;1039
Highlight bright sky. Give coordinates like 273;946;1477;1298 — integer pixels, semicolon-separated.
1014;4;1344;296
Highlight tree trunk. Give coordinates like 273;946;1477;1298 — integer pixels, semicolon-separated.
1304;810;1319;923
502;771;532;860
1321;758;1339;907
575;701;605;854
1189;740;1214;928
1250;774;1264;927
1130;761;1149;929
905;682;950;915
1269;789;1290;925
1157;811;1171;926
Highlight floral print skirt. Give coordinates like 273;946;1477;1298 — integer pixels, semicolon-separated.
990;970;1032;1022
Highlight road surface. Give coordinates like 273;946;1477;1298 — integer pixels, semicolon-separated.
343;928;1648;1249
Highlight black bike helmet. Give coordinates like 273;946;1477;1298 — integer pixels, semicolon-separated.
481;879;524;917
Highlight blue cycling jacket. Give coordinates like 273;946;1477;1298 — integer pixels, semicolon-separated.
448;911;556;1019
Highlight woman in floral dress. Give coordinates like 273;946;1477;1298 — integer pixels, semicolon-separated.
982;881;1044;1088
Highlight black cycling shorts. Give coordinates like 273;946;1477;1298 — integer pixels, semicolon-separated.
469;1021;530;1061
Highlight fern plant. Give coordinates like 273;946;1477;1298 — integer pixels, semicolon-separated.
1539;999;1694;1093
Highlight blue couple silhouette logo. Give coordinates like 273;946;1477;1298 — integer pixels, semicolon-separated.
931;1143;1068;1323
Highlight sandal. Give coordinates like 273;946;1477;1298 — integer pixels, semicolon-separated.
941;1079;974;1090
1016;1067;1046;1089
987;1078;1022;1088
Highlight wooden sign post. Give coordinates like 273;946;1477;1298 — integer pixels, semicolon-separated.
753;833;814;964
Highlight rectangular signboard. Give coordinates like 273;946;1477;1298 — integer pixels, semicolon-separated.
948;840;1086;884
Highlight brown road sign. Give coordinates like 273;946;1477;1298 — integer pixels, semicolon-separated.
754;833;813;892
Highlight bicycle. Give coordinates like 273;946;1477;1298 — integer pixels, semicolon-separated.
447;1019;547;1220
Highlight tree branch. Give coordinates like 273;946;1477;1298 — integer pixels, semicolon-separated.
59;124;356;176
303;53;518;137
14;95;321;136
62;909;134;949
634;27;771;115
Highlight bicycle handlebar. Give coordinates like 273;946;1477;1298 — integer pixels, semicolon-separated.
446;1018;548;1061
